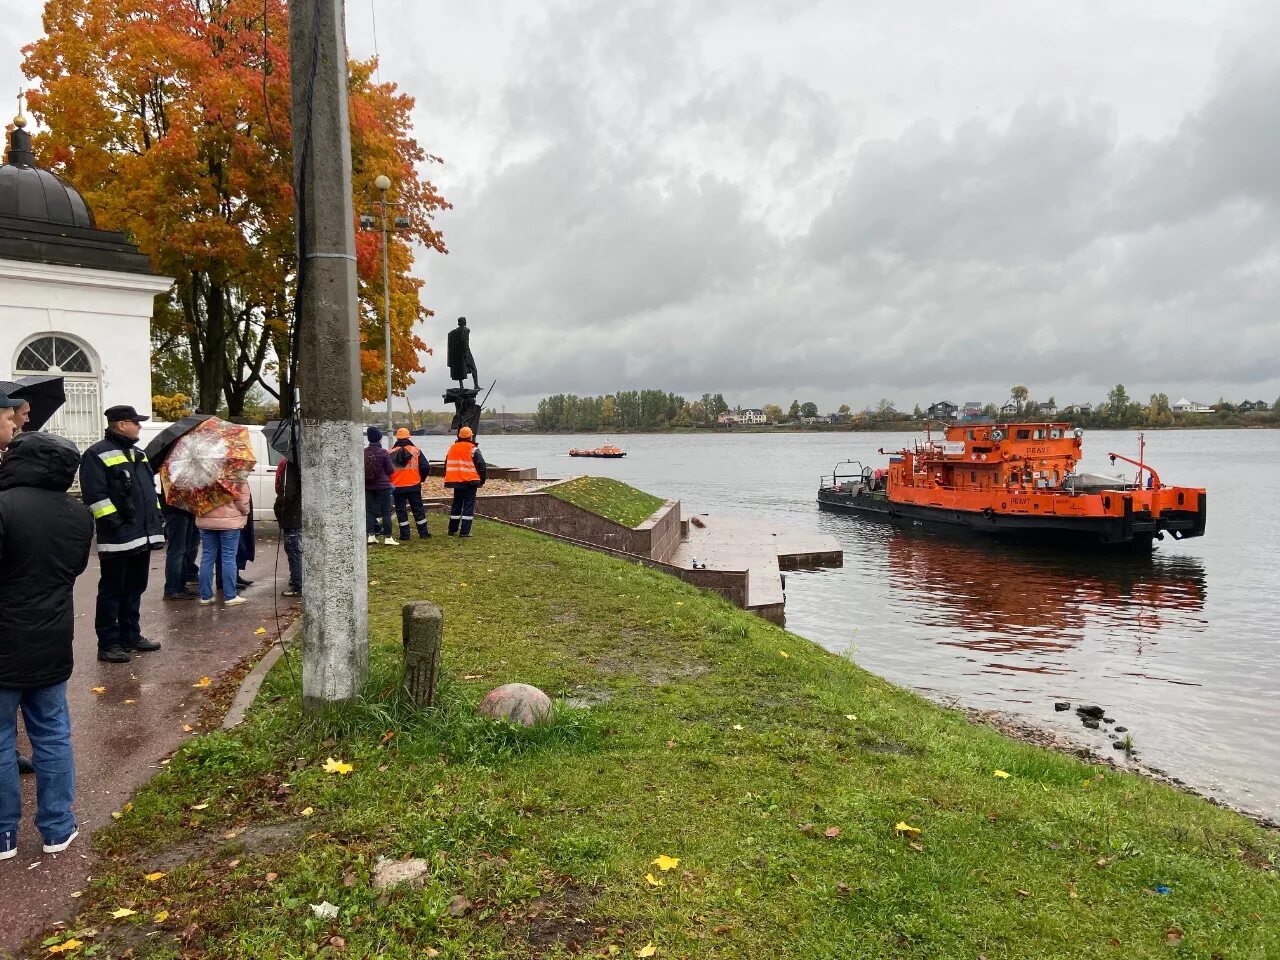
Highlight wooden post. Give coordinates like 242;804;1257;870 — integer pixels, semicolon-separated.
403;602;443;707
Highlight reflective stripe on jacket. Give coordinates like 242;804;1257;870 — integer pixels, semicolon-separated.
389;443;426;488
443;440;481;484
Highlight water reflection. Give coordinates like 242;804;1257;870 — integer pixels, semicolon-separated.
852;520;1208;672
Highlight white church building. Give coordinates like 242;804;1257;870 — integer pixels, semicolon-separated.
0;114;171;450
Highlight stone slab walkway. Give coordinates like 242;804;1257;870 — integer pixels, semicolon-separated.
1;542;296;957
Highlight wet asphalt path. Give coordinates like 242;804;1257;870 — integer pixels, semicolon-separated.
1;539;296;957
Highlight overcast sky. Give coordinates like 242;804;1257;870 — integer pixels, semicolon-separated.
5;1;1278;413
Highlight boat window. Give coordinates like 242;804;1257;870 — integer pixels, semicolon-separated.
968;430;976;440
971;471;976;483
1016;429;1030;439
1034;429;1046;440
1050;428;1062;439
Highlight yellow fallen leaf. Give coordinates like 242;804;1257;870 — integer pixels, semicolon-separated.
255;627;266;635
91;687;105;694
47;939;83;954
123;802;133;814
322;757;353;775
894;822;922;838
192;677;211;688
845;714;857;721
731;724;744;731
301;807;314;817
643;873;664;887
637;944;657;958
182;724;193;733
110;907;137;919
779;650;790;658
651;855;680;872
111;810;122;820
190;803;209;811
994;770;1011;779
123;699;135;704
145;871;165;882
154;910;169;922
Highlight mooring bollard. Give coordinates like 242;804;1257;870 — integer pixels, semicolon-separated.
402;601;443;708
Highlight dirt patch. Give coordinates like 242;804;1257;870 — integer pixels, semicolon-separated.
856;737;924;757
499;881;614;957
585;651;710;687
143;819;311;873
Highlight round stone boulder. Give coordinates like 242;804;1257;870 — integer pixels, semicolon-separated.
478;683;552;727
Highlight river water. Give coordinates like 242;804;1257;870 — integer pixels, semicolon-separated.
470;429;1279;816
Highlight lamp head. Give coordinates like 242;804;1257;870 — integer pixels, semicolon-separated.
374;174;392;192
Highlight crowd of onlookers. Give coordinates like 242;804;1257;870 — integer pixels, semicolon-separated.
1;390;488;863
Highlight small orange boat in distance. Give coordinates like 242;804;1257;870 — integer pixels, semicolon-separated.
819;422;1206;548
569;443;627;459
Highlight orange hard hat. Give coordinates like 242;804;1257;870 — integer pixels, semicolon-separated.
395;428;410;440
458;426;474;440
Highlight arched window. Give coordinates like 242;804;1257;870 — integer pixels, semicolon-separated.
13;333;102;460
15;334;95;375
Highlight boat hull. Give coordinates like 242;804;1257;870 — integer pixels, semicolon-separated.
817;487;1206;548
569;452;627;458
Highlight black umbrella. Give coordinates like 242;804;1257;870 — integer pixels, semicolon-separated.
143;414;215;466
0;376;66;432
264;419;301;462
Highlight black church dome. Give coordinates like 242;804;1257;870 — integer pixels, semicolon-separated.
0;118;96;229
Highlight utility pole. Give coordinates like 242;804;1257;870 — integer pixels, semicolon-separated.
289;0;369;711
375;174;393;436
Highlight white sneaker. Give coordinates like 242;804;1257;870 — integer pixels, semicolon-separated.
43;828;78;854
199;598;214;606
383;538;399;547
224;596;247;606
367;535;377;545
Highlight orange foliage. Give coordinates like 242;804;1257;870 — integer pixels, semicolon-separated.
21;0;449;406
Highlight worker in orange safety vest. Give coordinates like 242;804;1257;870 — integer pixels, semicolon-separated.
389;428;432;540
443;426;487;537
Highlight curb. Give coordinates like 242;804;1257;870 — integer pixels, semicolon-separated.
223;618;301;730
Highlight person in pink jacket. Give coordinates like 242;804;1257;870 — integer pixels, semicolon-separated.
196;482;251;606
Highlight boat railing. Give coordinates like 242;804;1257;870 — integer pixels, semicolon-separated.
823;459;870;489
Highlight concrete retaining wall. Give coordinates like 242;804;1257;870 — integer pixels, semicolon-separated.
469;493;681;562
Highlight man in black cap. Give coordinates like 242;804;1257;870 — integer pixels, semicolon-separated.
0;392;20;451
80;405;165;663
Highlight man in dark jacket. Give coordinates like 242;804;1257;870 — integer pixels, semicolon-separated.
363;426;397;546
389;428;431;540
0;432;94;859
274;456;303;596
80;405;165;664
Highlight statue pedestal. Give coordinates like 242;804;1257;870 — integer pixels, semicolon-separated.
443;386;481;435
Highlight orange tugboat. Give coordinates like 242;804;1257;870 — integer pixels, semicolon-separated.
569;443;627;458
819;422;1206;548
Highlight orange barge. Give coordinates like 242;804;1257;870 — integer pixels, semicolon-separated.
568;443;627;459
818;422;1206;548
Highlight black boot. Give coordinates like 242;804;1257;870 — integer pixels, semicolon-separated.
16;752;34;776
98;645;132;663
128;637;162;653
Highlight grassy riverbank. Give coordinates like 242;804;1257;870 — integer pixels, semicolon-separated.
545;476;666;527
48;523;1278;958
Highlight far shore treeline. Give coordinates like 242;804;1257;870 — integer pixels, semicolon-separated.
528;385;1280;433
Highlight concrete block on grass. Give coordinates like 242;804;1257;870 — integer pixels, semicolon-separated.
403;601;443;708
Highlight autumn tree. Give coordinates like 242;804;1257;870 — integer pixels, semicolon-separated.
1010;385;1030;411
22;0;448;416
762;403;783;423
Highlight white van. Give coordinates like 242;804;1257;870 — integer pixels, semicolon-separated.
139;421;281;523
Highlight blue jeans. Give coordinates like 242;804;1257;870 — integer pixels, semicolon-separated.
163;506;198;595
0;683;76;846
199;529;241;601
282;527;303;592
365;488;394;539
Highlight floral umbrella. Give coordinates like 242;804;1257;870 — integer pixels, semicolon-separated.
160;418;256;517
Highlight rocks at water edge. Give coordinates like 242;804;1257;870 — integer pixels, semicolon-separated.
1082;719;1101;730
1075;705;1105;720
1114;726;1128;733
1054;701;1071;712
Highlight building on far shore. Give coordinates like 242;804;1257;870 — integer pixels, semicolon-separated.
927;400;958;420
0;114;171;450
962;401;984;419
736;408;766;425
1172;397;1213;414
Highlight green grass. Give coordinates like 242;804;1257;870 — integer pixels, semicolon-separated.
55;523;1279;959
545;476;666;527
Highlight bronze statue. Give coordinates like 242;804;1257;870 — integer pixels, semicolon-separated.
447;317;479;390
443;316;482;435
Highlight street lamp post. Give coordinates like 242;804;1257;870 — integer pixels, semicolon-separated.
374;174;393;436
